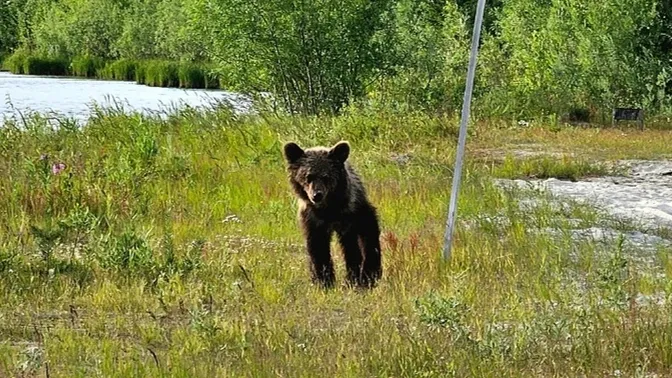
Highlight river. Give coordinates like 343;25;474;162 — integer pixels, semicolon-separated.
0;72;251;124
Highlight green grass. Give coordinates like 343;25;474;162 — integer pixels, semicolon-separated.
135;60;147;84
100;59;138;81
144;60;180;87
491;155;611;181
178;62;206;88
23;56;69;76
1;107;672;377
179;62;222;89
71;56;107;78
3;51;219;89
4;50;70;76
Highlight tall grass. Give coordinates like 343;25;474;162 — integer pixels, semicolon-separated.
178;62;205;88
1;108;672;376
3;51;221;89
4;50;69;75
22;56;69;75
135;60;147;84
144;60;179;87
492;155;611;181
177;62;221;89
70;55;107;77
100;59;138;81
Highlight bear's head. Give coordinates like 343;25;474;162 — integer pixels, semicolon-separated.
283;141;350;208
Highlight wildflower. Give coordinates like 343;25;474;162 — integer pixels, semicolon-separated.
52;163;66;175
40;153;49;161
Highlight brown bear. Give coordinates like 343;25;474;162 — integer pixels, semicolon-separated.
282;140;382;289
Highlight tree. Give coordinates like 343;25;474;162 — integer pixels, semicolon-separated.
194;0;394;115
0;0;22;54
366;0;469;113
490;0;662;118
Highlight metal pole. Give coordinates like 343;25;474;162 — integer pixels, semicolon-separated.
442;0;487;261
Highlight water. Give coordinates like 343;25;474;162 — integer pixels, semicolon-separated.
0;72;251;124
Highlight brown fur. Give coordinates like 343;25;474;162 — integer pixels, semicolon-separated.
283;141;382;289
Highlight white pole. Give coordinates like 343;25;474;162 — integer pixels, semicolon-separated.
442;0;487;261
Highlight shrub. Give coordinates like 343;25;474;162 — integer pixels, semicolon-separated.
23;56;69;76
3;50;29;74
100;231;155;274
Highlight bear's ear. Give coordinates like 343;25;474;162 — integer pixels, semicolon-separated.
328;141;350;163
283;142;305;164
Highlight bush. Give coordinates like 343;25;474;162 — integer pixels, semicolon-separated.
196;0;392;115
100;231;155;274
23;56;69;76
3;50;29;74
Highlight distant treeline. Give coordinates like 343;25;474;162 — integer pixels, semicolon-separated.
1;0;671;118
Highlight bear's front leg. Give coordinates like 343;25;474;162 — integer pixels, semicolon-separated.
301;214;335;288
336;230;365;287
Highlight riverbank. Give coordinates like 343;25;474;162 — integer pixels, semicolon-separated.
1;51;226;89
0;71;252;124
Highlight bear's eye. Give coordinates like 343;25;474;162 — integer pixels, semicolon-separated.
306;173;316;182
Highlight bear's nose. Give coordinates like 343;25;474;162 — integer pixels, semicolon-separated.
312;191;324;203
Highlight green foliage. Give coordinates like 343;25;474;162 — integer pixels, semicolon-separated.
29;223;64;261
100;58;138;81
178;62;206;88
366;0;469;113
0;0;21;54
70;55;106;77
415;292;470;332
3;0;672;116
154;0;206;61
100;231;155;274
135;60;147;84
1;107;672;374
23;55;69;75
492;155;610;181
32;0;124;59
489;0;665;118
144;60;179;87
114;0;160;59
195;0;394;114
3;49;28;73
178;62;221;89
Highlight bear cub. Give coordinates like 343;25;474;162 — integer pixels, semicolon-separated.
283;140;382;289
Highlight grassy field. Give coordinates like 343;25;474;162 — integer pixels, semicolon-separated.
1;105;672;377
